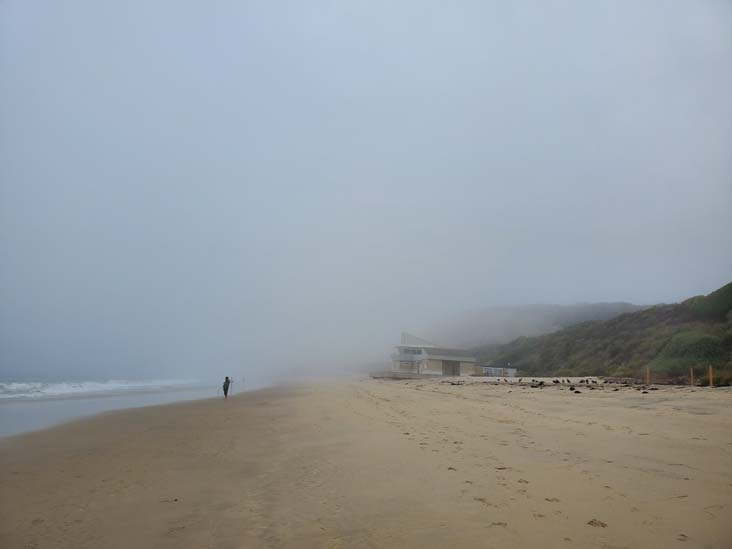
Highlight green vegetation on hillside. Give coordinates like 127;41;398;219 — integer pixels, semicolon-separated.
684;282;732;321
474;282;732;383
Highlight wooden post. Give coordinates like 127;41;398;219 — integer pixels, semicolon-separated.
690;368;694;386
709;365;713;388
645;366;650;385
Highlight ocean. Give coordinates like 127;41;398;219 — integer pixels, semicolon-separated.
0;379;238;437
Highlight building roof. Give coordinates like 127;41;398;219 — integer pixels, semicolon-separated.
395;333;477;362
400;332;436;347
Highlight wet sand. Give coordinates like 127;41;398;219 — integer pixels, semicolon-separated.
1;378;731;548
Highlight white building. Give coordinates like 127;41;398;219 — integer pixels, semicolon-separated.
479;365;518;377
391;333;478;376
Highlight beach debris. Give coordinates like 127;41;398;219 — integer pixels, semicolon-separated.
573;390;582;394
447;467;457;471
490;522;508;527
642;391;648;394
587;519;607;527
517;479;529;484
160;498;179;503
545;497;560;502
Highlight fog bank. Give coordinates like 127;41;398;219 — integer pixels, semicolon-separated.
2;1;731;382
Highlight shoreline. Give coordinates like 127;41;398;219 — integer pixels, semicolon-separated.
2;379;730;548
0;384;231;438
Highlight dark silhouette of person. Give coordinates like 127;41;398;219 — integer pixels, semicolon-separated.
223;376;231;399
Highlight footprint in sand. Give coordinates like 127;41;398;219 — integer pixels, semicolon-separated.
473;497;499;509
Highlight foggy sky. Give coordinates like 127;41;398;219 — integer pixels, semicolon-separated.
2;1;731;382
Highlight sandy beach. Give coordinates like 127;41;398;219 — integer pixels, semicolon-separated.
1;378;731;548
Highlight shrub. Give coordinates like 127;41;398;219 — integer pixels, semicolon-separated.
685;282;732;321
650;331;724;376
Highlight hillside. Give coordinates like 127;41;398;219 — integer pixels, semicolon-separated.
474;282;732;383
424;302;646;348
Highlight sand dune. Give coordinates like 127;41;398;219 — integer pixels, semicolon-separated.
1;378;731;548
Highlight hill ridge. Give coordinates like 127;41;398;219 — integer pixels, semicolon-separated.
473;282;732;383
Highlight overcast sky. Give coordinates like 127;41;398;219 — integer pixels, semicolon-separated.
2;1;731;382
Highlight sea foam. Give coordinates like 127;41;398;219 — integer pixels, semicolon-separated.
0;379;199;400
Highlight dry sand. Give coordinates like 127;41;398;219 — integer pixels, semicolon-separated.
1;378;731;548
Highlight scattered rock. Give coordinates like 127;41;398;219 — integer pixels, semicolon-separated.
587;519;607;527
545;497;560;502
677;534;688;542
447;467;457;471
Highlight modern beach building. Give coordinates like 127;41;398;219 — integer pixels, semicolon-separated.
479;365;518;377
391;333;478;376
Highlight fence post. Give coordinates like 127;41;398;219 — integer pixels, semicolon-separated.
709;365;713;388
645;366;650;385
690;367;694;386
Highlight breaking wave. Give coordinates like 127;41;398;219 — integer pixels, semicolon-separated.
0;379;200;400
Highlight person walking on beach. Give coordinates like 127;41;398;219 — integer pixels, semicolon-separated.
223;376;231;399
